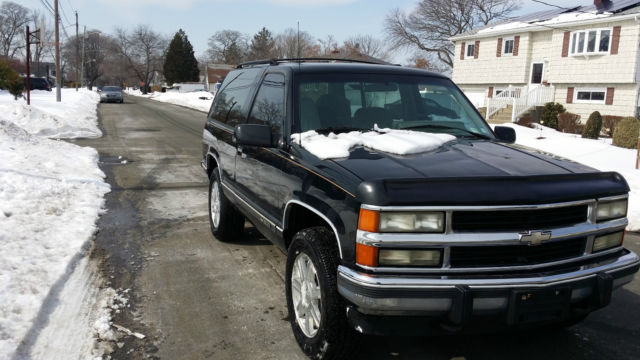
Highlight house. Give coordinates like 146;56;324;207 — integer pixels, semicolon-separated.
205;64;235;92
451;0;640;123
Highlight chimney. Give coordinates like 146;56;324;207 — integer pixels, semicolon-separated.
594;0;613;12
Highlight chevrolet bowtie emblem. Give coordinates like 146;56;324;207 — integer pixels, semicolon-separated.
519;230;552;245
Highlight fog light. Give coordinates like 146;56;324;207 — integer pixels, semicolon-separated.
593;231;624;252
596;199;627;222
379;249;442;267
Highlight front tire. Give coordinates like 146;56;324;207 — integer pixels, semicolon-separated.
286;227;357;359
208;169;244;242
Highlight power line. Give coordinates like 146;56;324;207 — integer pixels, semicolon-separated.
38;0;54;15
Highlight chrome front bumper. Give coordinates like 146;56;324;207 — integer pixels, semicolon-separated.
338;249;639;315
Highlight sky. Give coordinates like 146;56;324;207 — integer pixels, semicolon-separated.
19;0;597;64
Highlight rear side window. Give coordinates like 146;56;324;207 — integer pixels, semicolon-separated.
248;73;285;136
210;68;264;127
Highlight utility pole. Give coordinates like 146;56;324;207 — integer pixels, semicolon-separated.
75;11;79;91
25;26;41;105
54;0;61;102
81;26;86;88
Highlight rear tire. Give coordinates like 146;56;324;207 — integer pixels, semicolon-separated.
208;169;244;242
285;227;358;359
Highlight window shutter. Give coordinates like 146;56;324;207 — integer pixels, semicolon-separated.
562;32;570;57
566;87;574;104
606;87;615;105
460;42;466;60
513;36;520;56
488;86;494;98
496;38;502;57
611;26;621;55
474;41;480;59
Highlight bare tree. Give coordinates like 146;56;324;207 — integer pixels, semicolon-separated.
343;34;389;61
384;0;518;68
29;10;54;75
207;30;247;65
0;1;30;58
318;35;338;56
115;25;167;89
273;28;316;58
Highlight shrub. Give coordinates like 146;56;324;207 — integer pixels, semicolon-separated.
612;117;640;149
150;85;163;93
540;102;565;129
582;111;603;139
0;59;24;100
516;114;536;128
602;115;623;137
557;112;581;134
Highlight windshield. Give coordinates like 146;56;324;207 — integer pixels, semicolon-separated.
103;86;121;92
294;74;493;139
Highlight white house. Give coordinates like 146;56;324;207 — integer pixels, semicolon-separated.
451;0;640;123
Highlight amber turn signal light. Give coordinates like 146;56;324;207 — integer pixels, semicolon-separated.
356;243;379;267
358;208;380;233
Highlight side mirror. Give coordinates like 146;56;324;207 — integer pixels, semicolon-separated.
494;126;516;143
234;124;273;147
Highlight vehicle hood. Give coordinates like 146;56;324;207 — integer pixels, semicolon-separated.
329;140;629;206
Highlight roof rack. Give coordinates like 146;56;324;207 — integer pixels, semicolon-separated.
236;57;388;68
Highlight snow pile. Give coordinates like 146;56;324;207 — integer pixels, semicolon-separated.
500;123;640;230
125;88;213;112
0;89;101;138
478;9;611;34
0;89;109;358
291;127;456;160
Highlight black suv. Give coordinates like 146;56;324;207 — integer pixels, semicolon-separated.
23;77;51;91
202;59;639;359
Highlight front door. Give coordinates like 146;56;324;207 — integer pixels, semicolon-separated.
530;62;544;84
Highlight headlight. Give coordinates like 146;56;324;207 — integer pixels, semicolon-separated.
596;199;627;222
593;231;624;252
379;249;442;267
379;212;445;233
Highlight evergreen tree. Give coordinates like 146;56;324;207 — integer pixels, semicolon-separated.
248;27;275;61
163;29;200;86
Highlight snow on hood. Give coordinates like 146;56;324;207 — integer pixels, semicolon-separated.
290;126;456;160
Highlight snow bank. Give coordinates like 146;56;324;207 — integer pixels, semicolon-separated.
0;89;101;138
125;88;213;112
291;127;456;160
500;123;640;230
0;89;109;358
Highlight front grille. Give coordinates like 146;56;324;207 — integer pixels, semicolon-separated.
449;237;587;268
451;205;588;232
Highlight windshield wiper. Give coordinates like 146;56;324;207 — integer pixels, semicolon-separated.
401;124;492;140
314;126;366;135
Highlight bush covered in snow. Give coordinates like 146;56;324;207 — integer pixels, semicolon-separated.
582;111;603;139
540;102;565;129
613;117;640;149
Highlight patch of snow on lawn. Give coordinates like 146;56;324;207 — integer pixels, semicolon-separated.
0;89;109;359
291;127;456;160
499;123;640;230
0;89;101;138
125;88;213;112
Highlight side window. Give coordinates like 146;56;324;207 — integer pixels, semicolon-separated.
249;73;285;135
211;86;253;127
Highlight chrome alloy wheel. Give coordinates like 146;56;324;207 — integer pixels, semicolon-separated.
210;179;221;227
291;252;322;338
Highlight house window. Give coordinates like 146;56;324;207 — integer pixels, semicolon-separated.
570;28;611;55
466;43;475;58
503;38;514;55
575;88;606;103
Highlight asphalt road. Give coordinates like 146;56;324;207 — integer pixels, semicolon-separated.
75;94;640;360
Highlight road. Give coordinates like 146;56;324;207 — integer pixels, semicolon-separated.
76;94;640;360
